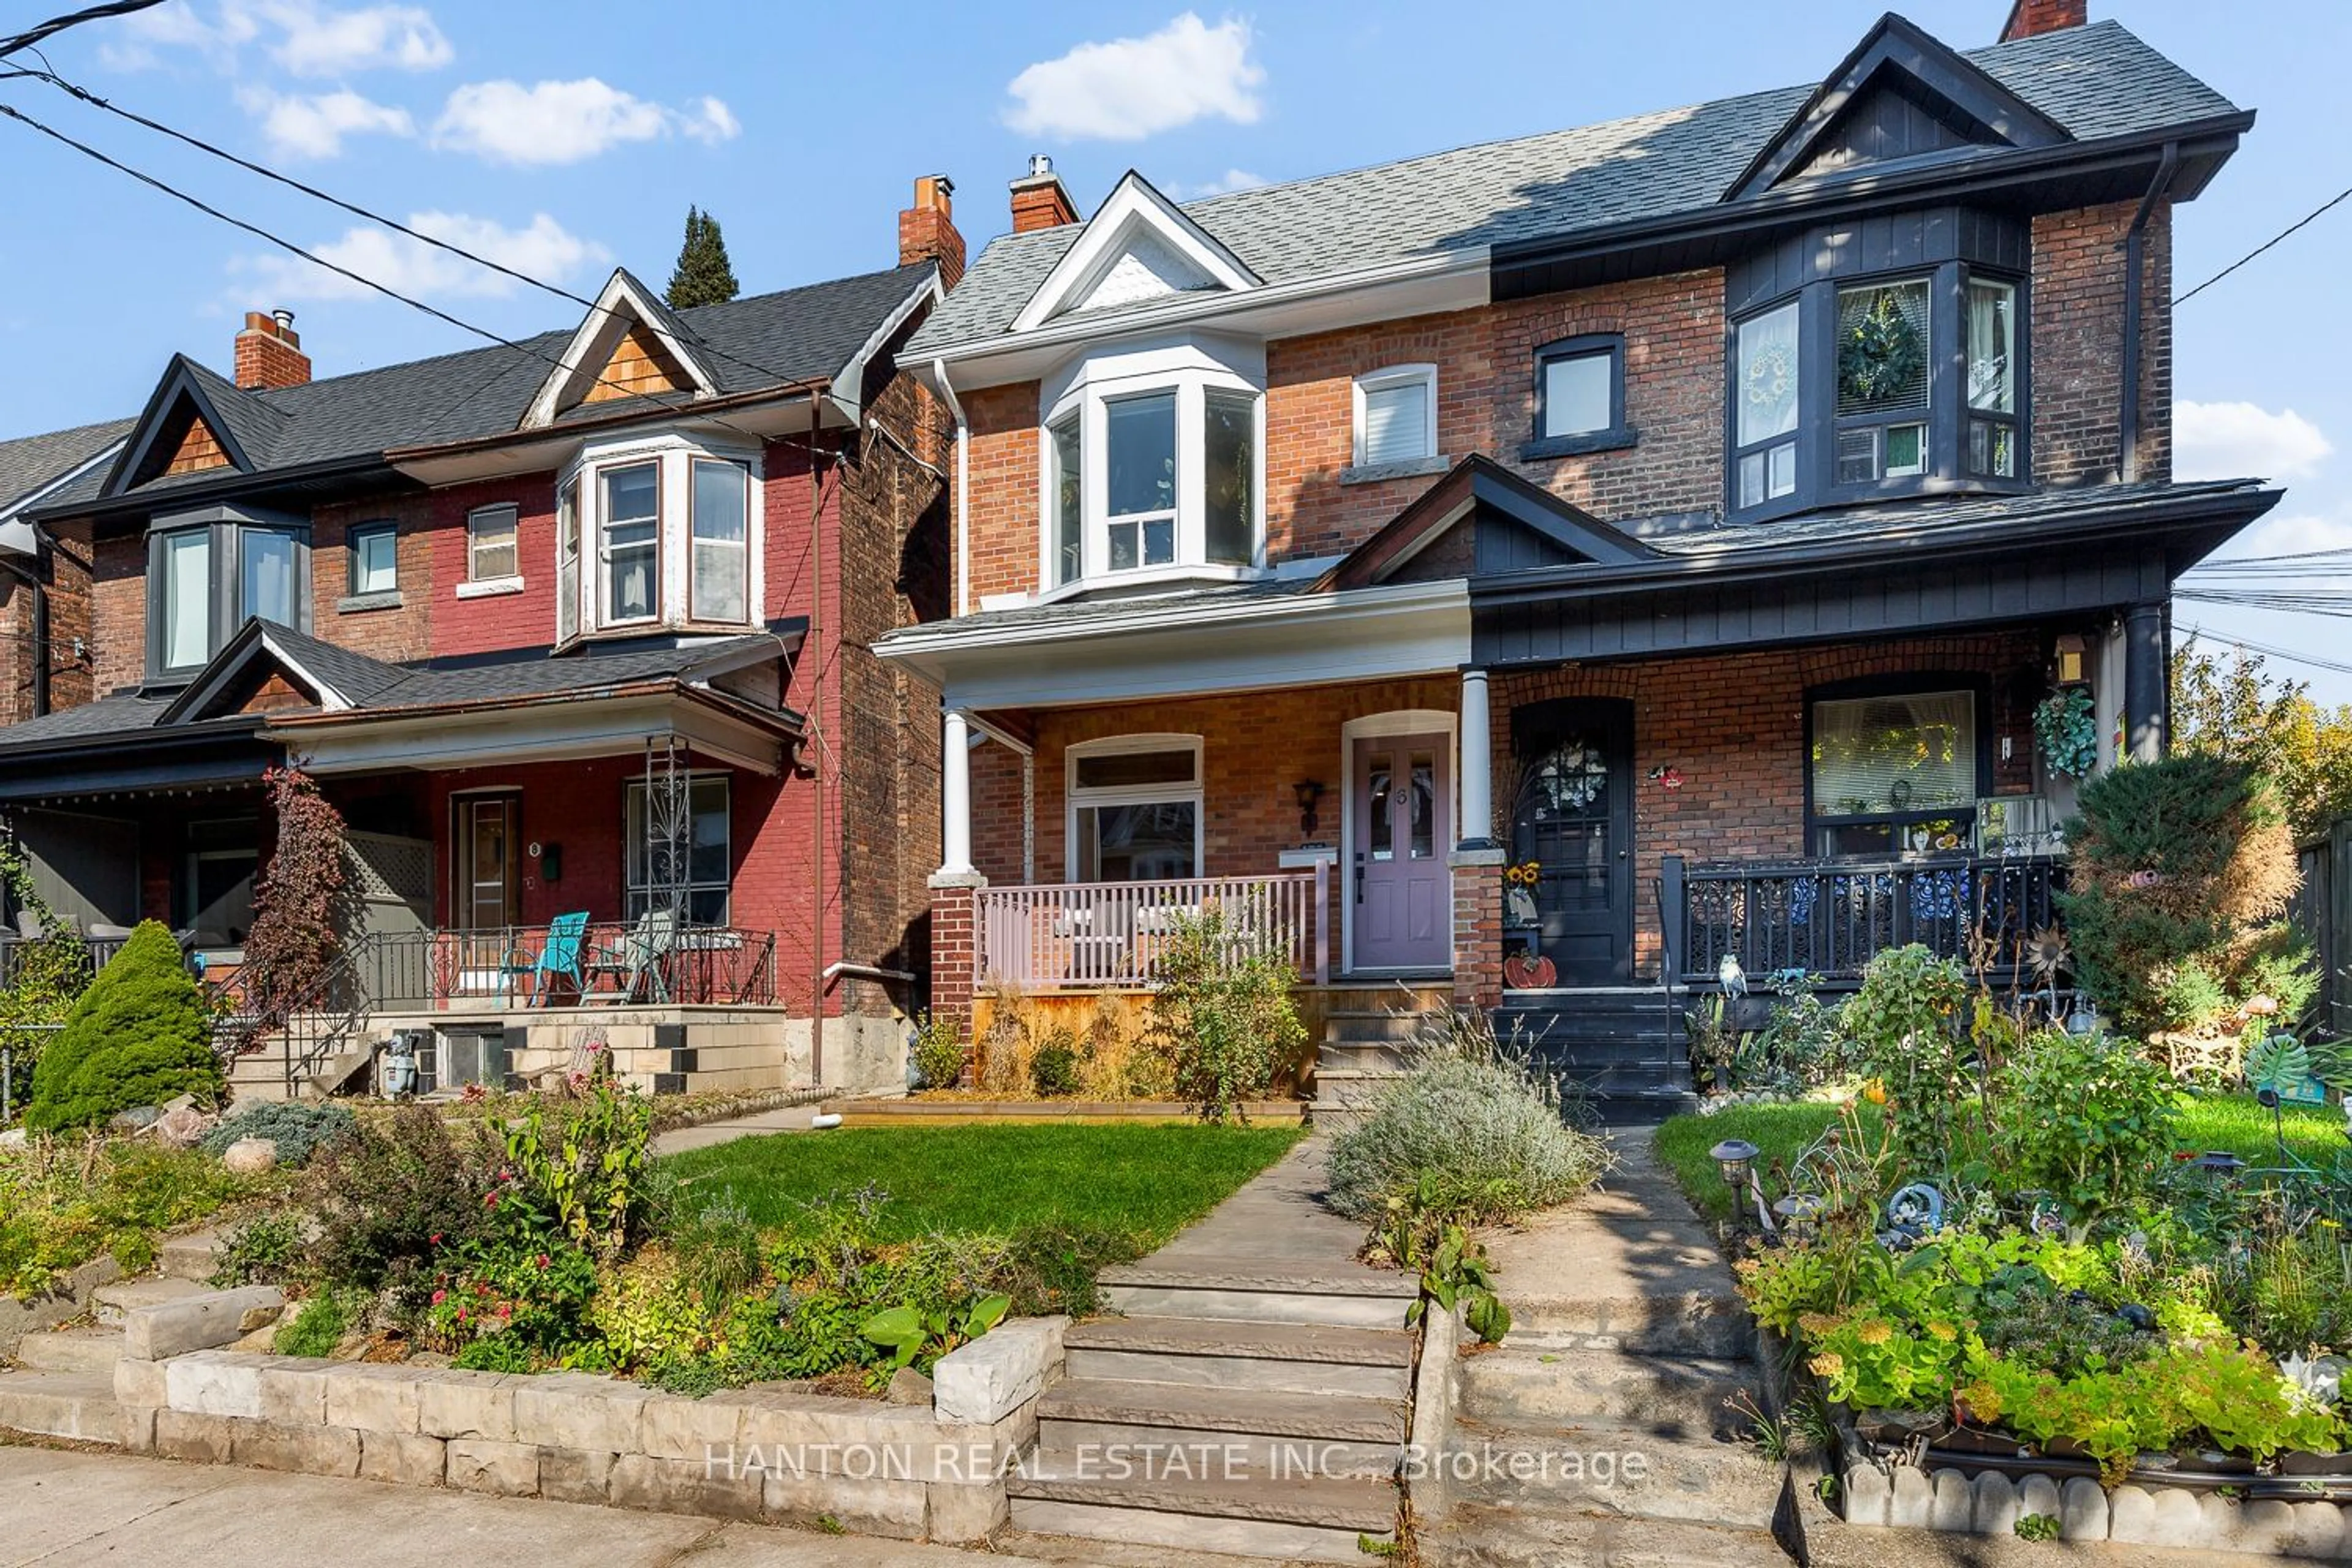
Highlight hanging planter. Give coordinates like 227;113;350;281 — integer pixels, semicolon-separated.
2034;687;2098;779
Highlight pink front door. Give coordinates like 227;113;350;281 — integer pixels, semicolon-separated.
1351;733;1450;970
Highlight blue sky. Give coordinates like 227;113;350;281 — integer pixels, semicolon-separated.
3;1;2345;698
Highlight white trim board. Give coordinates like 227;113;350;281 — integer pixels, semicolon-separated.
1338;709;1458;976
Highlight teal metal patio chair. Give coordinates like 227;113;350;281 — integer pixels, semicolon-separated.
510;911;592;1005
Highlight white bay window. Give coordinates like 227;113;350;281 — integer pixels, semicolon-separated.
1039;335;1263;594
558;433;763;642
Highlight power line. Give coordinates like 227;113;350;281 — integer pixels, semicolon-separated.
2179;179;2352;305
2176;624;2352;677
0;0;167;61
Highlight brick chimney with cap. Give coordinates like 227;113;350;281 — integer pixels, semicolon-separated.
898;174;966;289
235;309;311;390
2001;0;2087;41
1010;154;1079;234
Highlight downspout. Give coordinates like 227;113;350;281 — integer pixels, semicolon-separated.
0;551;48;718
932;360;970;617
809;424;827;1089
2119;142;2180;483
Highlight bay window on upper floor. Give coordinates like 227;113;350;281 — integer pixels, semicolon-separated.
148;507;309;684
1040;334;1263;595
1726;207;2029;523
556;432;763;644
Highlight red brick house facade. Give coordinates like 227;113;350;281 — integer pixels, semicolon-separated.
0;184;967;1097
880;9;2278;1119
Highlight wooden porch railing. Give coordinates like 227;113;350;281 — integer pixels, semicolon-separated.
977;869;1330;990
1662;853;2066;989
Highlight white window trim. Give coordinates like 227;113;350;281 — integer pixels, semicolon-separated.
1037;336;1266;597
557;431;766;642
1351;363;1438;468
454;575;526;600
1065;733;1205;883
464;503;520;587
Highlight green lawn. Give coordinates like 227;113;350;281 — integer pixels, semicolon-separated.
660;1122;1306;1244
1654;1093;2346;1221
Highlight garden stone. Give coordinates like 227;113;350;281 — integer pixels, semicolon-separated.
445;1438;540;1497
322;1363;423;1434
1841;1463;1890;1526
123;1286;283;1360
2017;1473;2061;1527
639;1392;745;1462
537;1446;615;1504
886;1367;933;1406
221;1137;277;1174
257;1361;332;1426
119;1404;157;1453
236;1420;360;1478
2146;1486;2199;1547
153;1408;247;1464
110;1106;162;1133
510;1373;649;1453
763;1467;928;1539
153;1104;213;1148
927;1477;1008;1542
358;1430;448;1488
2106;1483;2158;1545
0;1127;25;1149
1928;1469;1971;1531
609;1453;766;1521
1968;1471;2018;1536
416;1370;515;1443
164;1351;264;1419
115;1357;168;1411
932;1316;1066;1425
1887;1466;1934;1528
2288;1500;2345;1557
2239;1499;2297;1553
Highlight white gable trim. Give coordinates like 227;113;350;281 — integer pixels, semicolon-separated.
522;271;721;429
1011;172;1261;334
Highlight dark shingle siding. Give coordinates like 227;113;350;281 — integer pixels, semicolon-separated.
908;20;2241;358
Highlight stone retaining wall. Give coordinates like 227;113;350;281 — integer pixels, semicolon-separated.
116;1316;1068;1544
1842;1460;2350;1558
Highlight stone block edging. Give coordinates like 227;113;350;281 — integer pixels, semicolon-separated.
1841;1461;2343;1557
119;1314;1069;1545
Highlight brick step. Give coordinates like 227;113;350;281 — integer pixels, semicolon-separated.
91;1277;205;1328
1455;1345;1760;1437
1443;1415;1785;1529
12;1326;124;1376
0;1368;123;1445
1064;1315;1412;1401
1099;1256;1417;1331
1008;1472;1397;1564
1423;1501;1795;1567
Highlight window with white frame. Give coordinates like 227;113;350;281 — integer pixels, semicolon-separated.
624;774;731;924
1067;736;1202;882
557;434;764;640
348;522;398;598
467;504;519;584
1039;337;1262;591
1352;364;1437;468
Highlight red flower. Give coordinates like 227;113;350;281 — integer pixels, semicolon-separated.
485;1193;500;1208
431;1289;447;1305
476;1281;491;1295
535;1254;550;1270
429;1233;442;1246
497;1303;512;1318
457;1308;469;1322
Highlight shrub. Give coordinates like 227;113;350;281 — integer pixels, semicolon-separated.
306;1103;500;1311
201;1101;357;1169
1326;1011;1607;1225
210;1210;307;1287
0;843;93;1105
1030;1031;1080;1097
1990;1029;2176;1221
26;922;222;1132
2059;755;2314;1044
273;1289;363;1357
1146;907;1306;1120
239;767;359;1044
1839;945;1973;1179
909;1012;964;1090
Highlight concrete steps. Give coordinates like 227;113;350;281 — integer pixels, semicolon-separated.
1035;1377;1408;1480
12;1327;124;1376
1063;1314;1412;1400
1306;1005;1439;1123
1008;1472;1398;1564
1494;989;1697;1124
0;1367;122;1445
91;1278;205;1328
1423;1501;1798;1567
1442;1415;1787;1527
1098;1256;1419;1331
1455;1343;1758;1438
158;1227;227;1284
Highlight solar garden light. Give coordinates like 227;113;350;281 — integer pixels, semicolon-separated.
1712;1138;1766;1238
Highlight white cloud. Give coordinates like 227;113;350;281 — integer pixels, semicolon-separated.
100;1;449;75
1005;13;1264;141
1176;168;1267;198
432;78;741;165
2236;507;2352;559
233;211;607;303
238;86;414;159
2175;399;2334;481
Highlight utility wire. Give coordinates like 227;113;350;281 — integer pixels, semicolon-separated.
2176;625;2352;678
0;0;166;61
2179;179;2352;304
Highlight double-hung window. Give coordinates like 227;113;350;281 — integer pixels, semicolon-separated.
625;774;731;924
1039;336;1263;591
467;504;519;584
690;459;749;623
1068;737;1203;882
1964;279;2018;478
1352;364;1436;469
1734;303;1802;508
599;462;660;624
147;511;311;683
555;479;579;644
347;522;398;599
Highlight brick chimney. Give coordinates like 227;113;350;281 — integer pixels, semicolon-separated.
897;174;966;290
2000;0;2087;41
235;309;311;390
1010;155;1079;234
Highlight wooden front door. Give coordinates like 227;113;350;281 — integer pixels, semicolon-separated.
1350;732;1450;971
453;795;519;982
1510;699;1635;985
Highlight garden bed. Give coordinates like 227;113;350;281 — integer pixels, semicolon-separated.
824;1096;1303;1125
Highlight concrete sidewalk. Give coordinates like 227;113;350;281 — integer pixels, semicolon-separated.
649;1103;829;1157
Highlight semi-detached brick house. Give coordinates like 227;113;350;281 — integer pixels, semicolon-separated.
879;7;2282;1131
0;181;967;1099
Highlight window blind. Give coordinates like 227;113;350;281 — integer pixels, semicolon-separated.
1360;380;1430;466
1811;690;1975;816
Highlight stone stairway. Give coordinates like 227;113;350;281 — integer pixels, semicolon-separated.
1420;1136;1793;1566
0;1276;195;1446
1009;1139;1417;1562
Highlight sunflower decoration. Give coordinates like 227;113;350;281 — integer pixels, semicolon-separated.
1505;860;1544;886
2024;925;2070;986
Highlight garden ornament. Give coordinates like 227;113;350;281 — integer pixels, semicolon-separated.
1885;1183;1946;1233
1719;956;1747;998
2029;1201;2067;1239
2284;1352;2347;1409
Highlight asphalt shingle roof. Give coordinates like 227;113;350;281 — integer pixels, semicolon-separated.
0;418;134;513
908;20;2239;359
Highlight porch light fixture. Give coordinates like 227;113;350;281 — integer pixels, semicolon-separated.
1293;778;1325;835
2053;633;2088;686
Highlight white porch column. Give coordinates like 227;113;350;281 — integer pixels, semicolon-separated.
1458;666;1494;850
940;707;976;875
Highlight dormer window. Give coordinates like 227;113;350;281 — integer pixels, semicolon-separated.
146;509;311;684
1725;209;2030;522
1040;334;1262;594
559;434;763;641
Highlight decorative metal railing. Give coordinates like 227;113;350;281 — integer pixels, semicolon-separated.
976;869;1331;990
1662;853;2065;989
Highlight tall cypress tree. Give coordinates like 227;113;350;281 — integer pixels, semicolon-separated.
665;206;740;309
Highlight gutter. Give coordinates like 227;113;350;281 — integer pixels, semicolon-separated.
383;377;835;467
263;678;805;736
2119;141;2180;483
874;576;1468;660
28;454;404;527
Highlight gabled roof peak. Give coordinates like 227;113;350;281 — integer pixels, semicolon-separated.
521;268;722;429
1009;170;1262;333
